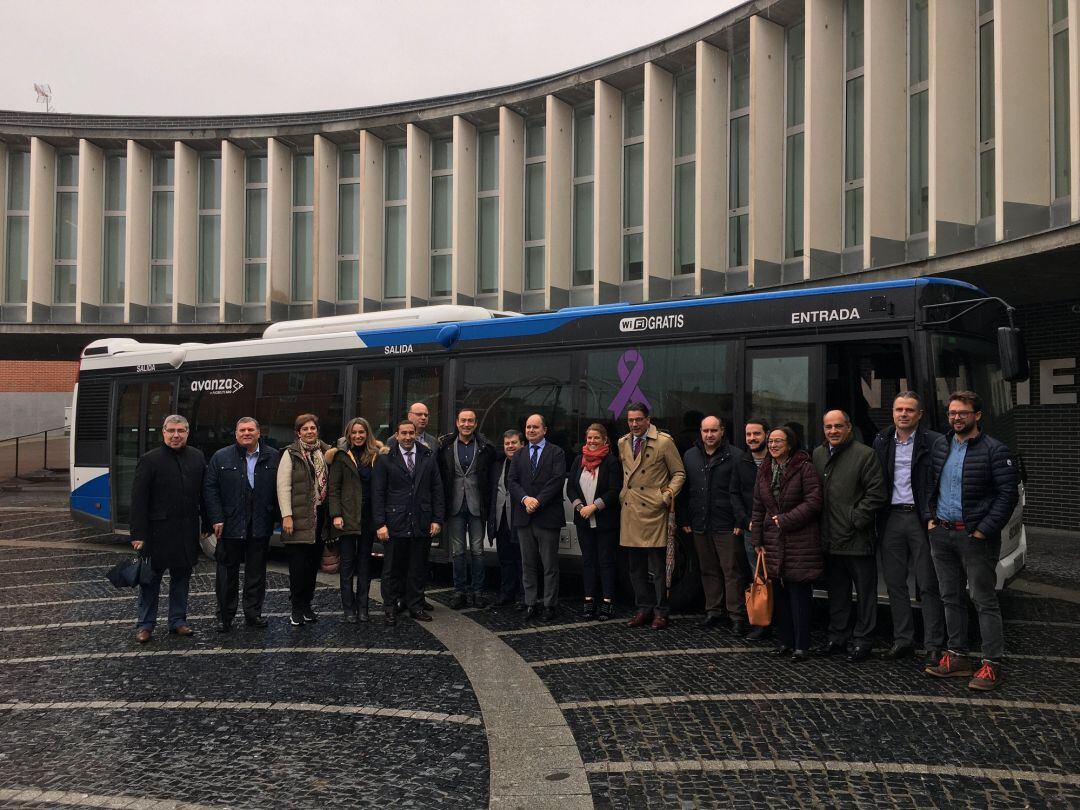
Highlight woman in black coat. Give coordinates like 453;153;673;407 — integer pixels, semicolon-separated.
566;423;623;620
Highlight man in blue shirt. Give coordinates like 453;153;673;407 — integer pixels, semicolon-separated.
925;390;1018;691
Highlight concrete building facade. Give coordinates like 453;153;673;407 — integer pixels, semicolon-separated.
1;0;1078;529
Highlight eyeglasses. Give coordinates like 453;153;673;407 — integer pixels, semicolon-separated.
947;410;975;418
766;439;787;446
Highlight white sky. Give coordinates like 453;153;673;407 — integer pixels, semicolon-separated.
2;0;738;116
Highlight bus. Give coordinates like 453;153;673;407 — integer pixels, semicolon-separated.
69;277;1028;594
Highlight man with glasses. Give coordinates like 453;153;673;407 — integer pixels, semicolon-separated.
925;390;1018;691
407;402;439;450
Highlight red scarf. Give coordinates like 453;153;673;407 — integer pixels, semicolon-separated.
581;443;609;475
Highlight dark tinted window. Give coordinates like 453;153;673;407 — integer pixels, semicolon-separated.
257;368;344;449
178;370;257;459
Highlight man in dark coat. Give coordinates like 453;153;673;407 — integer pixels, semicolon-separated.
203;417;280;632
373;417;444;624
488;430;525;607
678;416;747;635
730;418;770;640
925;390;1018;691
812;409;887;662
130;414;206;643
508;413;567;621
872;392;944;666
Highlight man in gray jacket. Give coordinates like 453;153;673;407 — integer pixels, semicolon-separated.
812;409;887;662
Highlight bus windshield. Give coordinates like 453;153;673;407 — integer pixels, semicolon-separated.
931;332;1016;448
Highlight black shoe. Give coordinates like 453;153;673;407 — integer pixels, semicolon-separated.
343;613;358;625
582;601;597;619
773;645;794;656
814;641;847;657
731;620;749;638
886;643;915;660
922;648;943;668
396;599;406;613
791;649;811;662
746;625;770;641
493;594;514;607
597;602;615;622
384;611;397;626
423;600;435;611
472;592;488;609
543;606;557;622
847;646;873;663
700;614;724;628
514;601;528;612
358;607;370;623
465;592;476;608
524;605;538;620
216;620;232;633
410;610;433;622
449;592;467;610
302;608;319;623
245;616;268;628
290;611;304;627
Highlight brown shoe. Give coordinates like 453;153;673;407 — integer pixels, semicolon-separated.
170;625;194;637
135;628;152;644
968;660;1003;691
925;650;973;678
627;610;653;628
650;615;669;631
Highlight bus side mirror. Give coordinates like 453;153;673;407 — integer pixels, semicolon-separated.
997;326;1029;383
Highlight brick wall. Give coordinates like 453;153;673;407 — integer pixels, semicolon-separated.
1013;299;1080;531
0;360;79;393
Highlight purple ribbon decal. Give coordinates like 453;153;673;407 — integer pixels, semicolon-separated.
607;349;651;417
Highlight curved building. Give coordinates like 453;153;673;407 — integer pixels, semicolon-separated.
1;0;1078;530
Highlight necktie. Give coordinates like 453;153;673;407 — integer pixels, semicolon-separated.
633;436;642;458
531;444;540;470
405;450;415;473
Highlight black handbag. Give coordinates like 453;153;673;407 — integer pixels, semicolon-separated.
106;555;155;589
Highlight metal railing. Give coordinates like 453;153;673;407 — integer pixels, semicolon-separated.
0;426;69;479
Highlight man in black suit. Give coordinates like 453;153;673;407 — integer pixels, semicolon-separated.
372;417;444;624
488;429;525;607
507;413;567;621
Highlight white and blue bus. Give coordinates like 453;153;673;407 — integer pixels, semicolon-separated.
69;277;1028;591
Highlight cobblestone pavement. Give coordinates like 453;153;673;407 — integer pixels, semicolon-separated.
2;490;1080;808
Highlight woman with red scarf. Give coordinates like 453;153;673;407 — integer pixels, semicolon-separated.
566;423;623;620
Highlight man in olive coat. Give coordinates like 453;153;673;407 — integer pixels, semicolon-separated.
618;403;686;630
812;409;888;661
130;414;207;643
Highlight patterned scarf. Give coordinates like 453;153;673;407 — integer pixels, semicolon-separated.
770;456;789;503
300;439;328;509
581;443;609;475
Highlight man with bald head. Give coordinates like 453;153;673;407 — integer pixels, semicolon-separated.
812;409;887;662
406;402;439;450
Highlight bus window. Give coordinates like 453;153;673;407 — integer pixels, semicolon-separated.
178;370;258;460
825;342;909;446
746;349;819;452
356;367;394;442
402;366;442;438
114;379;176;527
257;369;344;449
931;333;1016;448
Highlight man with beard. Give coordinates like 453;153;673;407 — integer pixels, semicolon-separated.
730;418;770;640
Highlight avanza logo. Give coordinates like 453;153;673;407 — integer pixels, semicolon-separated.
619;313;685;333
190;378;245;395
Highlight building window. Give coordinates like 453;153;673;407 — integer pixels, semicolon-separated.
623;87;645;281
54;153;78;305
1052;0;1071;200
430;138;453;299
337;150;359;302
844;0;865;249
524;118;546;291
292;154;314;303
102;154;126;305
573;107;595;288
729;50;750;268
477;130;499;295
150;155;174;305
197;154;221;305
384;143;406;299
674;73;696;276
244;156;267;304
908;0;929;234
978;0;995;220
4;150;30;304
785;23;806;259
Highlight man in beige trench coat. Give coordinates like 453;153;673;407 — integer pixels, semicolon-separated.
618;402;686;630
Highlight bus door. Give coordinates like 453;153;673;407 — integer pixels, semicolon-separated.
744;346;824;453
354;362;443;443
113;378;176;528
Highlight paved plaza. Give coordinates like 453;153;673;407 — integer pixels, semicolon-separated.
1;486;1079;808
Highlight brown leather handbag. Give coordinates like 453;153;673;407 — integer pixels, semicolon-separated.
745;547;773;626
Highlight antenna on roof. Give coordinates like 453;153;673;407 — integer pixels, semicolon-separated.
33;83;53;113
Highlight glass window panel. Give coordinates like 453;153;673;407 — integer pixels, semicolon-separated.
4;216;29;303
1054;29;1071;199
525;162;545;242
573;182;594;287
431;175;452;250
980;148;995;219
54;191;78;260
844;186;864;247
1053;0;1068;23
729;116;749;209
384;205;406;298
431;253;452;298
525;245;544;290
978;0;993;14
909;0;929;86
291;209;313;301
845;76;864;182
54;265;76;303
337;183;359;255
432;139;452;172
979;21;995;142
403;366;442;437
750;355;811;440
624;89;645;138
787;23;805;128
478;196;499;294
245;187;267;259
355;368;395;442
785;132;804;258
150;264;173;305
623;142;644;228
526;120;546;158
731;50;750;111
247;156;267;184
674;161;695;274
478;131;499;192
339;150;360;180
337;259;358;301
293;155;314;207
245;262;266;304
6;152;31;210
152;191;174;261
728;213;748;267
846;0;864;71
57;154;79;187
153;155;174;186
199;156;221;209
909;90;929;233
385;145;406;201
575;111;594;178
198;214;221;304
104;155;127;212
623;232;643;281
103;217;125;305
675;74;696;158
178;370;259;458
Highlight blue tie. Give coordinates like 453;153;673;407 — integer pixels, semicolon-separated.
531;444;540;470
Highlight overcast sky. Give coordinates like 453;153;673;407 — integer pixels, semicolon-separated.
2;0;738;117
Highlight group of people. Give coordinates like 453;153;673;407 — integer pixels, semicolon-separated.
128;386;1017;692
